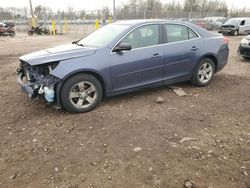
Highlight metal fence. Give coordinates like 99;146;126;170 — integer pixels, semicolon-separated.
2;9;250;35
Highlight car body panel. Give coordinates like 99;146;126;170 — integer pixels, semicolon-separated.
238;35;250;58
19;44;97;66
110;45;165;92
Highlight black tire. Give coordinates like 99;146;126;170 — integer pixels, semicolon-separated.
9;31;15;37
191;58;215;87
44;29;50;35
60;74;103;113
243;56;250;60
28;31;34;36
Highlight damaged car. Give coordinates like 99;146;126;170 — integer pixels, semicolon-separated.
17;20;229;113
238;35;250;59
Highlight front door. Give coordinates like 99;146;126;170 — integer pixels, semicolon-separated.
110;24;164;92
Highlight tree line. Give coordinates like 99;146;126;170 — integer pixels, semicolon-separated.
0;0;249;20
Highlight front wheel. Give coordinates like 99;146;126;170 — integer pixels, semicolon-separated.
191;58;215;87
60;74;103;113
232;30;238;36
44;29;50;35
9;31;15;37
28;31;34;36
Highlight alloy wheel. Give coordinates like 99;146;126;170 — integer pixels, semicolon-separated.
69;81;97;109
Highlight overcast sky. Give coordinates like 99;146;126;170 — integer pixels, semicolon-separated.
0;0;250;11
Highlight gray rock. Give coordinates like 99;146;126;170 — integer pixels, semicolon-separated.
184;180;196;188
180;137;198;143
155;97;164;104
133;147;142;152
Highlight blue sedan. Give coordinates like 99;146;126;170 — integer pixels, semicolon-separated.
17;20;229;113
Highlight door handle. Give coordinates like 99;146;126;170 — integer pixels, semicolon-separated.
191;46;199;51
152;53;161;58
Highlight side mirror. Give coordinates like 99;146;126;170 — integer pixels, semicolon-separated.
113;43;132;53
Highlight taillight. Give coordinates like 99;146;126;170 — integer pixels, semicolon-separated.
224;37;229;45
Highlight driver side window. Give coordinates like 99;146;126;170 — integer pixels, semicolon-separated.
121;24;159;49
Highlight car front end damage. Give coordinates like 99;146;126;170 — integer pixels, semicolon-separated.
218;25;238;35
17;60;61;104
238;36;250;58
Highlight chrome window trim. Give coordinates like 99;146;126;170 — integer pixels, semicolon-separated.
110;22;202;55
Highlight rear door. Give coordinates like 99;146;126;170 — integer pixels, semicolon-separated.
110;24;164;92
162;24;202;81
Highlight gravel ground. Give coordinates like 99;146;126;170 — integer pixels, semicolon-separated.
0;32;250;188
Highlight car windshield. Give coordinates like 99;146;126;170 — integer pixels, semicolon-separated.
224;19;240;26
77;24;130;47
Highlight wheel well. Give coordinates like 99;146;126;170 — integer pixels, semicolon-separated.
203;55;218;71
62;71;106;97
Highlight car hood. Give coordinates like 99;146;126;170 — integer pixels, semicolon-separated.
19;44;97;66
245;35;250;40
221;24;236;28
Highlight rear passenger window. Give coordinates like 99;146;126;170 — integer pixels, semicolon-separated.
165;24;188;43
164;24;198;43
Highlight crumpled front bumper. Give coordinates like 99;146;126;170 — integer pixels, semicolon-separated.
238;44;250;58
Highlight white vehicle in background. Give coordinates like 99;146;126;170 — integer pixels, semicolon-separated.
204;17;226;30
218;17;250;36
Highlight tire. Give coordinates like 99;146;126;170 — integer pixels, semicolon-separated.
60;74;103;113
28;31;34;36
232;30;238;36
44;29;50;35
243;56;250;60
191;58;215;87
9;31;15;37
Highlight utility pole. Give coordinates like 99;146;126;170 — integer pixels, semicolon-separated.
29;0;35;27
113;0;116;22
29;0;34;18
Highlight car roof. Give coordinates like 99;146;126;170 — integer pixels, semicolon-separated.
113;19;217;38
228;17;250;20
114;19;198;26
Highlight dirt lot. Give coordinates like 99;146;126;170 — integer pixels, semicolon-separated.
0;32;250;188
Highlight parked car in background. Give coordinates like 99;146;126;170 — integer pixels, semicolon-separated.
238;35;250;59
190;19;210;30
17;20;229;113
218;17;250;36
204;17;226;30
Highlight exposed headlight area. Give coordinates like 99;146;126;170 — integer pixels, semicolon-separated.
17;60;60;102
238;37;250;58
241;38;250;45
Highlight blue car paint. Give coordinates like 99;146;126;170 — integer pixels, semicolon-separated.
19;19;229;103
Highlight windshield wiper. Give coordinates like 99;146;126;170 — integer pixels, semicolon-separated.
76;43;85;47
72;40;79;44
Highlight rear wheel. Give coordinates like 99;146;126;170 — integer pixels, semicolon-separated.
60;74;103;113
191;58;215;87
